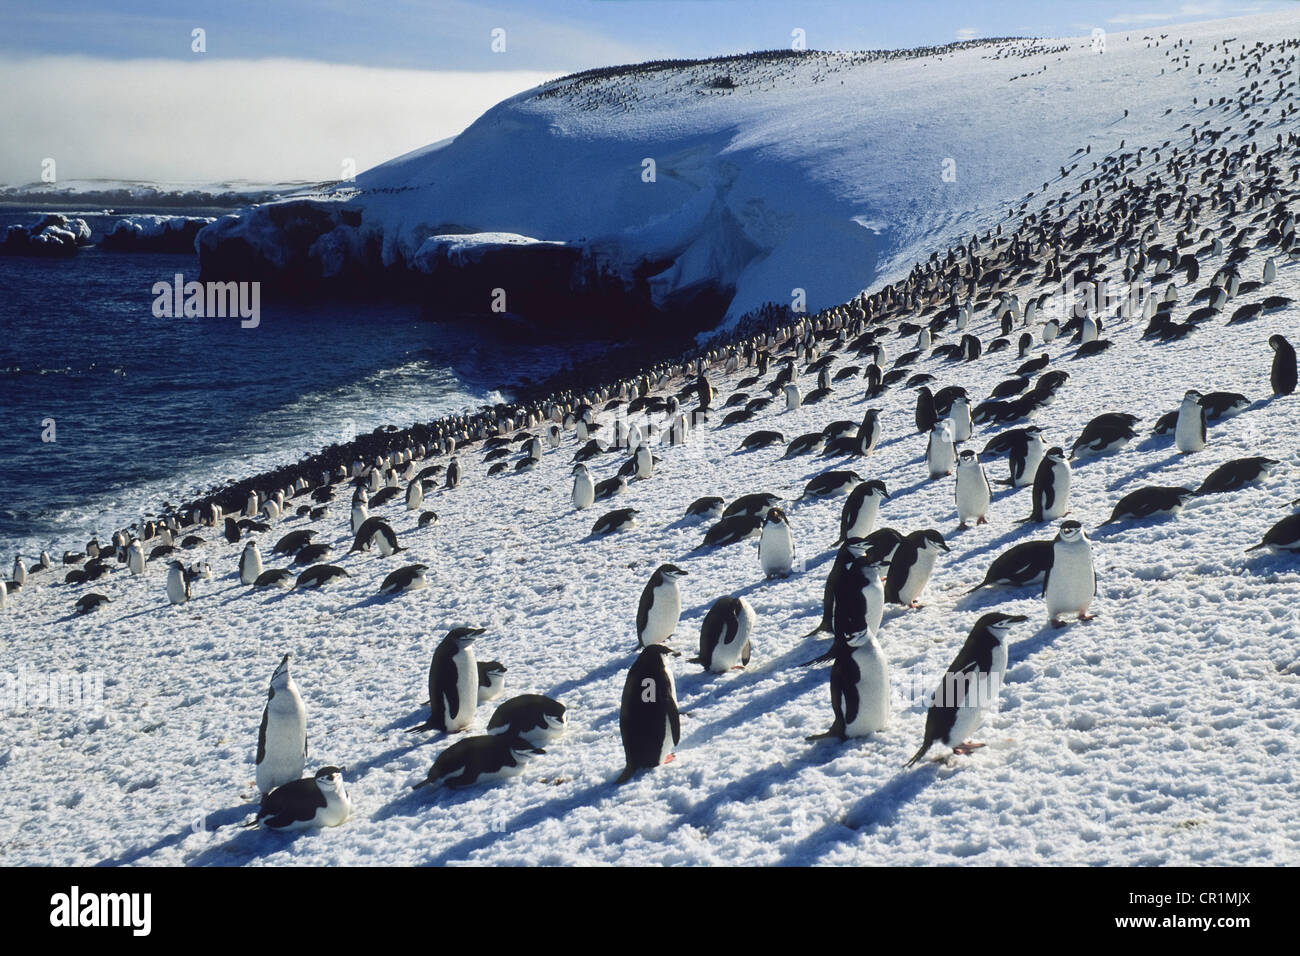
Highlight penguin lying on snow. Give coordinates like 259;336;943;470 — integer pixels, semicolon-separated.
1101;486;1195;526
412;734;545;791
255;767;351;830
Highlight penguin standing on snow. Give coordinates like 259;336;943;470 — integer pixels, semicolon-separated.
616;645;680;784
255;653;308;795
885;530;949;608
905;612;1027;766
1270;335;1297;396
836;480;890;543
758;507;795;578
126;540;145;575
1044;520;1097;627
636;564;688;647
807;628;890;741
1174;390;1207;453
805;538;870;636
238;540;262;585
954;449;991;528
572;464;595;510
350;487;369;535
409;626;484;733
691;596;755;672
445;457;461;489
1025;447;1071;522
256;767;350;830
1006;426;1045;488
926;421;956;479
165;560;190;605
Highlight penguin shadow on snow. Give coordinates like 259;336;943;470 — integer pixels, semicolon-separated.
1005;620;1076;666
411;780;613;864
775;764;945;863
95;803;257;866
678;661;824;750
184;812;320;866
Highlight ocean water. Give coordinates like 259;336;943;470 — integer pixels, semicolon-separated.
0;209;607;558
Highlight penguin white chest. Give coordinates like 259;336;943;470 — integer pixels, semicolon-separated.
643;584;681;644
572;473;595;509
863;574;885;635
1046;543;1095;619
257;683;307;793
844;638;890;736
927;431;955;477
1175;403;1205;452
759;523;794;577
1017;441;1044;487
165;569;188;604
845;496;880;539
955;465;990;523
898;549;939;605
444;647;478;730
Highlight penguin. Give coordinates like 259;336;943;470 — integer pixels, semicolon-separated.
926;421;956;479
722;492;782;520
126;540;145;576
1270;335;1297;396
1101;487;1195;525
885;530;949;608
836;480;889;543
947;393;973;443
758;507;795;578
857;409;882;456
11;556;25;587
165;560;190;604
634;443;654;479
1247;513;1300;554
804;537;871;638
807;628;890;741
571;463;595;510
697;514;763;549
801;470;863;499
238;541;262;585
256;767;350;830
1174;390;1207;453
485;694;568;745
412;734;544;790
256;653;308;795
637;564;687;646
616;645;680;784
74;592;111;615
224;516;241;544
802;552;890;668
293;564;349;589
350;491;369;535
965;540;1053;593
1044;520;1097;627
445;457;461;489
1025;447;1071;522
1042;319;1059;343
0;580;6;610
954;449;991;528
691;596;755;672
1070;413;1138;459
406;479;423;511
1196;457;1279;496
410;625;484;733
905;612;1028;766
418;510;439;528
784;383;802;411
348;517;402;556
684;496;725;521
476;661;507;702
594;475;628;500
377;563;429;594
253;568;295;589
592;507;638;536
915;386;938;434
1005;426;1045;487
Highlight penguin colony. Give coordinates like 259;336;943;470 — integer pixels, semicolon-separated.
5;25;1300;850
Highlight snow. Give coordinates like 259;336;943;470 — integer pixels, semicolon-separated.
3;11;1300;866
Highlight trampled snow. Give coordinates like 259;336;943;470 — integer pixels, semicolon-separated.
2;12;1300;866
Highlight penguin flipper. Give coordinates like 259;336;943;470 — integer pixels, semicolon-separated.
799;648;836;667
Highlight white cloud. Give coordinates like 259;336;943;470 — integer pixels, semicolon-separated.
0;56;559;185
956;27;981;40
1108;2;1266;26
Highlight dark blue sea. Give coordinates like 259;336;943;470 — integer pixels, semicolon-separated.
0;209;604;558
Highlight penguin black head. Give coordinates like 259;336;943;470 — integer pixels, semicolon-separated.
862;480;890;499
917;529;950;552
657;564;688;579
958;449;978;463
1269;334;1290;352
446;625;486;643
1183;389;1203;403
1058;520;1087;542
1045;446;1067;461
974;612;1029;639
765;507;789;525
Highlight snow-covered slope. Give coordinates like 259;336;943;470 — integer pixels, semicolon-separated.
4;12;1300;867
202;13;1297;329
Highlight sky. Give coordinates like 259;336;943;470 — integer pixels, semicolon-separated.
0;0;1291;185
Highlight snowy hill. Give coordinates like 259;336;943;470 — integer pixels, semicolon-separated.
4;11;1300;866
202;13;1296;331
